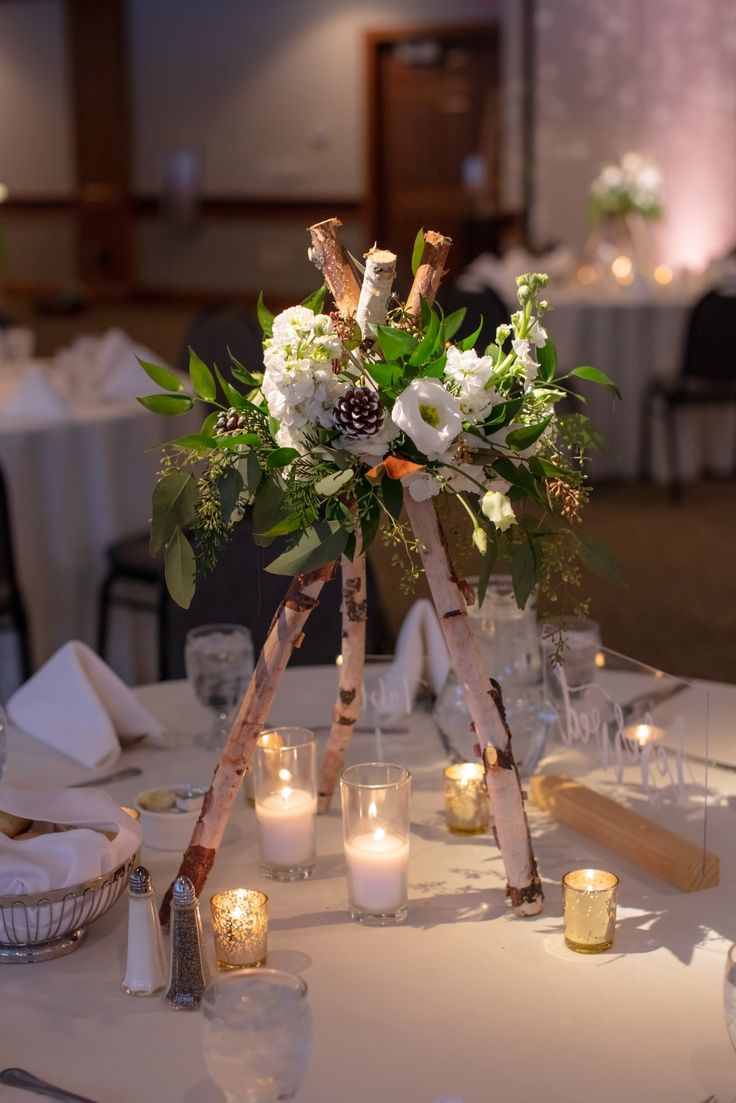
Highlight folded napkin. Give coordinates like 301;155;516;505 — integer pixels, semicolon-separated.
0;365;69;423
0;782;141;895
363;600;450;726
458;245;575;301
95;327;174;401
7;641;164;770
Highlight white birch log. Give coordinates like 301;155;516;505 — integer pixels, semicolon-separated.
355;246;397;345
317;545;367;813
404;494;544;916
160;562;336;924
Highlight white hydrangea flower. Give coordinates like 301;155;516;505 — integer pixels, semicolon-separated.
481;490;517;532
444;346;501;419
391;378;463;460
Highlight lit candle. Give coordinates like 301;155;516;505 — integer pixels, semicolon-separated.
344;827;410;912
443;763;491;834
255;785;317;868
624;723;664;748
562;868;619;953
210;888;269;970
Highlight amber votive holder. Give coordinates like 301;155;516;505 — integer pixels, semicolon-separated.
562;869;619;953
209;889;269;970
443;763;491;835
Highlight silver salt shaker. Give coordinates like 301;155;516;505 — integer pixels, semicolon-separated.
122;866;167;996
163;875;208;1010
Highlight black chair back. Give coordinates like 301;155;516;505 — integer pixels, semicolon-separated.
161;513;389;679
437;284;509;351
177;305;264;379
0;461;32;679
682;289;736;384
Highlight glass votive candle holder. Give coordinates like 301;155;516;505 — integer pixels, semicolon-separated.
340;762;411;925
210;889;269;970
443;762;491;834
244;729;285;806
253;727;317;881
562;868;619;953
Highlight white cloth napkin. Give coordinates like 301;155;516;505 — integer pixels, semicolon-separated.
0;782;141;895
95;327;172;401
363;600;450;726
0;365;69;423
458;245;575;301
7;641;164;770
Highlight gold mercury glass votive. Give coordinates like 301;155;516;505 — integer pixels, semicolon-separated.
210;889;269;970
443;763;491;835
562;868;619;953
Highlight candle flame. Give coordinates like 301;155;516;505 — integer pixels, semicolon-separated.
280;786;293;803
374;827;385;842
368;800;378;819
278;768;291;782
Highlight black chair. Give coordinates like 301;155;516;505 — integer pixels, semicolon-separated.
0;463;33;681
98;513;390;680
639;287;736;498
176;304;265;381
437;283;509;352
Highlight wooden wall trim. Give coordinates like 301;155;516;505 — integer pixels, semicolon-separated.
1;196;365;221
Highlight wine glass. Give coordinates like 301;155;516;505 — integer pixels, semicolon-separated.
202;968;312;1103
724;943;736;1051
0;705;7;781
185;624;254;750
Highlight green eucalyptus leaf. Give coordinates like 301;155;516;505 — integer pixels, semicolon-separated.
257;292;274;338
150;470;198;554
528;456;571;480
505;415;553;451
266;447;300;470
213;364;249;410
559;413;608;452
576;534;625;585
164;433;218;452
423;351;447;378
264;520;348;576
228;351;262;388
443;308;467;342
374;325;418;362
491;456;546;506
137;393;194;416
252;473;287;545
360;496;381;549
261;512;310;538
537;340;557;382
568;365;622;400
458;317;484;352
237;452;262;498
510;536;537;610
482;397;525;429
301;285;327;313
188;348;217;402
201;410;219;435
164;527;196;609
365;360;404;389
408;308;441;367
218;466;244;521
315;468;354;497
216;432;262;450
411;229;425;276
381;477;404;520
137;357;183;393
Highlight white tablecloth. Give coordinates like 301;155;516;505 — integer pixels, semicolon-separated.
3;665;736;1103
550;285;736;482
0;359;194;695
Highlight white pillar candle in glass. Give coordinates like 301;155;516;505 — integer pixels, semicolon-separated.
253;728;317;881
340;763;411;925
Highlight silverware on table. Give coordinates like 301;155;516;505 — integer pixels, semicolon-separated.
0;1067;101;1103
69;765;142;788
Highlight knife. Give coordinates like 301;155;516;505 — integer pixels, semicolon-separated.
0;1068;101;1103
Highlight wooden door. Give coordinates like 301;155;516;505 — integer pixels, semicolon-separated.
367;25;501;280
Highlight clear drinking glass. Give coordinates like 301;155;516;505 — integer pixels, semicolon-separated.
253;728;317;881
541;616;602;702
185;624;254;750
202;968;312;1103
724;943;736;1052
340;762;411;925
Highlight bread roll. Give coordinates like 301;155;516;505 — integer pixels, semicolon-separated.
0;810;33;838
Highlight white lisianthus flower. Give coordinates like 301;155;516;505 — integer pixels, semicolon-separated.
511;338;539;384
481;490;517;532
444;346;501;418
391;378;463;460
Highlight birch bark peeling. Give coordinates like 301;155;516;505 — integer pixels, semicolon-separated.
405;230;453;318
355;247;397;342
160;561;336;925
308;218;361;317
317;549;367;813
403;495;544;916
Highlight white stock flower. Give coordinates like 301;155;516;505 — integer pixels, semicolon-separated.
511;338;539;383
481;490;517;532
527;318;548;348
444;346;500;418
391;378;463;460
338;417;400;461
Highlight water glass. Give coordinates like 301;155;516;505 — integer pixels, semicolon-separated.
253;728;317;881
340;762;411;925
185;624;254;750
202;968;312;1103
724;943;736;1052
542;616;602;701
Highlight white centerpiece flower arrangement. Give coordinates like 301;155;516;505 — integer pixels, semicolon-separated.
589;151;663;223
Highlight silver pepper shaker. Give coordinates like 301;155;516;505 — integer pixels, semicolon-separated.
163;875;208;1010
122;866;167;996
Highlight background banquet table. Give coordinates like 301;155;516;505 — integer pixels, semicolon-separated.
0;353;193;696
549;282;736;482
3;664;736;1103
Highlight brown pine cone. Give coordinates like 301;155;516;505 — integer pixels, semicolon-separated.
332;387;384;438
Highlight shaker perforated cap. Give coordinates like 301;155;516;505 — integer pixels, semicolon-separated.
129;866;153;895
172;875;196;906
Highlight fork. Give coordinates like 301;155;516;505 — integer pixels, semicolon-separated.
69;765;142;788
